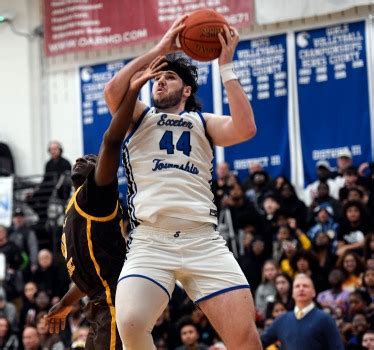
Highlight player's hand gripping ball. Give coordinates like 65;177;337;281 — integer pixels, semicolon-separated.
179;9;229;61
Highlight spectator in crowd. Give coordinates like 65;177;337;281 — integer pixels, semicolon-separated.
273;219;311;271
0;225;23;300
311;232;338;286
308;181;343;223
265;273;294;318
271;175;290;192
364;233;374;262
290;250;323;292
19;282;39;330
212;162;231;213
347;290;372;321
0;287;17;331
261;274;344;349
260;193;281;257
242;162;264;192
339;166;365;203
303;160;340;206
222;182;262;235
23;326;42;350
337;201;371;256
347;187;368;206
362;267;374;302
208;342;227;350
333;149;353;181
9;207;39;276
238;235;267;293
255;260;278;318
0;315;18;350
35;290;52;316
245;170;271;210
175;317;209;350
278;182;308;230
345;312;370;347
317;268;350;314
70;325;89;349
27;140;71;228
36;311;64;350
30;249;69;302
268;301;287;320
362;329;374;349
337;251;365;292
307;203;339;253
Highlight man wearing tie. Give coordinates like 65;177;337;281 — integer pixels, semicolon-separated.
261;274;344;350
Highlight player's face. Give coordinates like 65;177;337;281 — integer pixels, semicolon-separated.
72;155;97;187
152;71;189;109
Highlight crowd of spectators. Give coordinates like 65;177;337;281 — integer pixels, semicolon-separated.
2;144;374;349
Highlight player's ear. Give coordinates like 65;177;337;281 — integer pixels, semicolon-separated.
183;85;192;97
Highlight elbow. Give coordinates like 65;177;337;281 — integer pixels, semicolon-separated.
242;124;257;141
103;81;113;102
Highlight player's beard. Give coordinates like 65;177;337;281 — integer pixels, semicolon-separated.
153;86;184;110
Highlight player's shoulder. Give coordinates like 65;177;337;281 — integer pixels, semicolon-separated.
133;100;151;123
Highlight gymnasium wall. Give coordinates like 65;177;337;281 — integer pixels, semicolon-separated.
0;1;373;189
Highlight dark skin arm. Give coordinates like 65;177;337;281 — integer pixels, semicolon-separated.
94;56;168;186
44;283;85;333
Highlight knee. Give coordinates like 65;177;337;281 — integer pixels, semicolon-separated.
116;309;150;341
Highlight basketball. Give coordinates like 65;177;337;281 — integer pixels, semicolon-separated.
179;9;229;62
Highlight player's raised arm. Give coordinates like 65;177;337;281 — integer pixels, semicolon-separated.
95;56;168;187
103;15;187;116
205;26;256;147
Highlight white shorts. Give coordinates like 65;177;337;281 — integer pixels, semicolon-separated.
118;223;249;303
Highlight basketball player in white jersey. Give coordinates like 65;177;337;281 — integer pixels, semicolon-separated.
104;16;261;350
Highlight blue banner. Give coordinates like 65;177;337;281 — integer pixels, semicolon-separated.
80;60;129;202
222;34;290;180
295;21;371;185
194;61;214;113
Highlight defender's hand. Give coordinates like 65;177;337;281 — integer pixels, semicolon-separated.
44;302;73;334
129;56;168;91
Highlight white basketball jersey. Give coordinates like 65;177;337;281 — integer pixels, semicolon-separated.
123;107;217;228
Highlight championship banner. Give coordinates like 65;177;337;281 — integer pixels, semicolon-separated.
195;61;214;113
255;0;374;25
295;21;371;185
0;176;13;227
222;34;290;180
80;60;130;201
43;0;254;56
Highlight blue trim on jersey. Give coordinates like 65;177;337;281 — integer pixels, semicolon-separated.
118;274;171;300
194;285;250;304
196;111;207;132
122;146;139;229
124;106;150;144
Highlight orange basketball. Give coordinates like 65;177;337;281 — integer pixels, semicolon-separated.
179;9;229;62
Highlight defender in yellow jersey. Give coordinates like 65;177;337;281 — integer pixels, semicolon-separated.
44;64;146;349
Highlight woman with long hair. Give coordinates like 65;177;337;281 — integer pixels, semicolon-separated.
336;251;365;292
